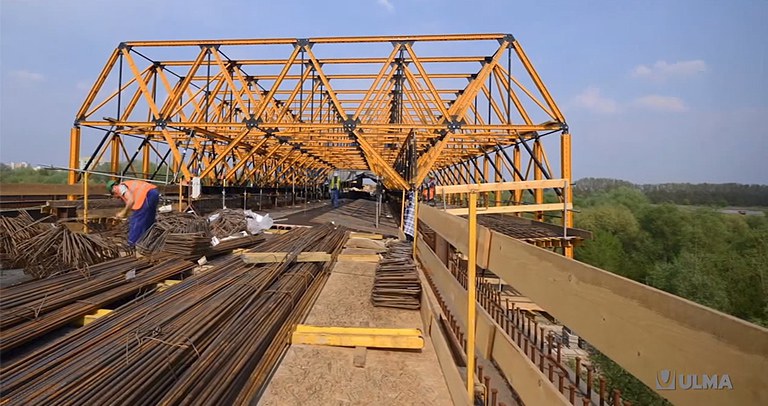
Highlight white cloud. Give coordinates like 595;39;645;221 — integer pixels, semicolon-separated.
9;69;45;82
631;60;707;80
377;0;394;12
633;95;688;112
572;86;619;114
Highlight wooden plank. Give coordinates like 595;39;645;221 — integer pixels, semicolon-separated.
417;269;470;406
291;325;424;349
419;203;491;269
443;203;572;216
420;205;768;406
349;232;384;240
435;179;567;195
416;238;569;405
353;346;367;368
336;253;380;262
241;251;331;264
294;325;422;336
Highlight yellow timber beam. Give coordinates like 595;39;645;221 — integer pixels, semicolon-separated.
291;325;424;350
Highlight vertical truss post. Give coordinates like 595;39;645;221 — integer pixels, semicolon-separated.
110;134;121;175
142;141;151;179
513;145;522;207
67;127;81;200
534;139;544;221
495;150;502;206
561;131;573;257
467;191;478;403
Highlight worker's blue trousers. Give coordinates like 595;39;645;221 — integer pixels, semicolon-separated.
128;189;160;246
331;189;340;208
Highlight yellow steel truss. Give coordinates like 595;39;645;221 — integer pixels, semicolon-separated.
70;33;570;202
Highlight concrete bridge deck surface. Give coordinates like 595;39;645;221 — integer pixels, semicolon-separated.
259;203;452;406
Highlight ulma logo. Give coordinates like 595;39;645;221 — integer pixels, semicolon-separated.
656;370;733;391
656;370;675;390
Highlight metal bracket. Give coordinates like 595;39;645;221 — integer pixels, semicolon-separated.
296;38;313;49
561;122;569;133
342;117;360;132
199;44;220;51
498;34;516;48
446;118;465;133
244;115;262;129
277;136;290;144
154;118;168;128
391;40;414;49
118;42;131;51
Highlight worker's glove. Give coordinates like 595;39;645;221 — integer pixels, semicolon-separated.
115;211;127;219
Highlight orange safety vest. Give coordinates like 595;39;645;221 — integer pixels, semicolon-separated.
120;180;157;210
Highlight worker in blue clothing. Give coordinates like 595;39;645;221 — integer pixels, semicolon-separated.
107;179;160;246
330;172;341;208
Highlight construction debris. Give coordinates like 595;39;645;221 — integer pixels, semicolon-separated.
371;241;421;310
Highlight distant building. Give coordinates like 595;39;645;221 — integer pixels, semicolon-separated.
7;161;30;169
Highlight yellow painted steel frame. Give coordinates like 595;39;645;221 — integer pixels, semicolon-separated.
69;34;570;203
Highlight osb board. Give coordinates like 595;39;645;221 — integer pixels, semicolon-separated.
259;246;452;406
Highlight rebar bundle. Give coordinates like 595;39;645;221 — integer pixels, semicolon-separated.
208;208;248;238
15;224;121;278
136;212;212;256
371;241;422;309
0;212;47;269
0;224;347;405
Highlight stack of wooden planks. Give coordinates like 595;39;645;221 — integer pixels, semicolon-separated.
371;241;421;310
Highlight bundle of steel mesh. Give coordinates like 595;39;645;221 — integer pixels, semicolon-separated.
371;241;421;309
0;211;47;268
15;224;121;279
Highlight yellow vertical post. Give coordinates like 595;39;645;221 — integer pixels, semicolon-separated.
178;182;183;212
83;171;89;233
513;145;522;210
142;142;151;179
483;156;489;207
110;134;120;175
466;191;478;403
494;151;502;206
533;139;544;221
68;127;81;201
561;131;573;258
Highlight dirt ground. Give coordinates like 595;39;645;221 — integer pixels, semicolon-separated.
259;240;452;406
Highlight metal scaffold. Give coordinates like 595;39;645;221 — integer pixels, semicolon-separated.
69;34;571;210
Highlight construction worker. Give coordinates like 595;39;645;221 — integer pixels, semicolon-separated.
107;179;160;246
330;172;341;208
422;174;437;205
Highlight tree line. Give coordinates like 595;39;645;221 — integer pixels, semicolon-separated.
575;177;768;207
573;186;767;405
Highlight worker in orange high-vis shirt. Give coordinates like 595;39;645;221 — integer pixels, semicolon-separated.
107;179;160;246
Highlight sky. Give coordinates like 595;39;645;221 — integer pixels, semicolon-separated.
1;0;766;184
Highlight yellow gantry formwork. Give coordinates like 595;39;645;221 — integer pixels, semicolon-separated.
69;33;573;249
